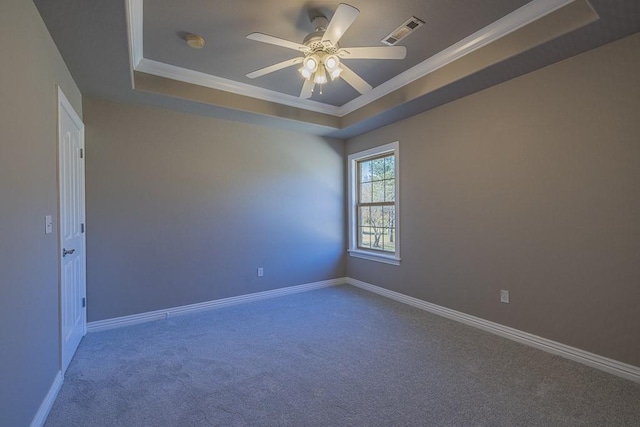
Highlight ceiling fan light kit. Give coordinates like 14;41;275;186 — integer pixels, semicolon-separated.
298;52;341;86
246;3;408;99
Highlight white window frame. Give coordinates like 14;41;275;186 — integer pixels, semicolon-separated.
347;141;400;265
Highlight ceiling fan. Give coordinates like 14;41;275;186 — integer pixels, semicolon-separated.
246;3;407;99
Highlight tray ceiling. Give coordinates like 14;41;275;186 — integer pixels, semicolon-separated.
33;0;640;137
140;0;532;107
131;0;577;115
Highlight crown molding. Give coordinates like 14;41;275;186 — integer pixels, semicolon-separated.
125;0;143;69
126;0;576;119
135;58;341;116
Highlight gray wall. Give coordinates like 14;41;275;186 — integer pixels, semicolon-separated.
1;4;637;424
84;98;346;322
346;33;640;367
0;0;83;425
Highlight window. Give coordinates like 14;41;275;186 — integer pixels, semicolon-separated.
348;142;400;265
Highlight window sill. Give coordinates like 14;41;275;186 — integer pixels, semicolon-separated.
348;249;401;266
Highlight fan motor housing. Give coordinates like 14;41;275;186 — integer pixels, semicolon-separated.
303;33;339;54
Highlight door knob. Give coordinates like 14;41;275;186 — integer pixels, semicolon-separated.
63;248;76;257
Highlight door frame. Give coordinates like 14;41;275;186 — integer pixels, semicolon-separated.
57;85;87;373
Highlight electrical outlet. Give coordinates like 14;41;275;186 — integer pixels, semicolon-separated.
257;267;264;277
500;290;510;304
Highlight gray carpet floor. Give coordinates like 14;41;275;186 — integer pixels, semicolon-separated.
45;285;640;426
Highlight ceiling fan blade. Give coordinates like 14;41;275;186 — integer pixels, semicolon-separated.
339;64;372;94
246;57;303;79
300;79;315;99
322;4;360;46
338;46;407;60
247;33;309;52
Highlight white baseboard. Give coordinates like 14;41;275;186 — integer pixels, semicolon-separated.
30;371;63;427
86;275;639;382
346;277;640;383
88;278;346;332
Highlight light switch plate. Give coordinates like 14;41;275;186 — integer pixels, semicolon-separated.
45;215;53;234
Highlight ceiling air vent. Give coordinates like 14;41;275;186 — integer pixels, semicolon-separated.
381;16;425;46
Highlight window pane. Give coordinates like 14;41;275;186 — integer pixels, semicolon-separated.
359;160;371;183
383;206;395;228
382;228;395;252
385;179;395;202
383;204;396;253
384;156;395;180
368;206;382;250
360;182;372;203
370;206;383;227
359;227;372;248
371;157;385;181
372;181;384;203
358;206;371;226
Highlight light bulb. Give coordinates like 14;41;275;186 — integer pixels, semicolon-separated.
330;67;343;80
299;67;312;79
324;55;339;71
314;66;327;84
303;55;318;72
305;58;316;70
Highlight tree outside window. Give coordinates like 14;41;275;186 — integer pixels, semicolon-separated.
357;154;396;253
348;141;400;265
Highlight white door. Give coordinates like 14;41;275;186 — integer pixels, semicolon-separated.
58;86;86;374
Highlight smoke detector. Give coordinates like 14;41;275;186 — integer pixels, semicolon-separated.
185;34;205;49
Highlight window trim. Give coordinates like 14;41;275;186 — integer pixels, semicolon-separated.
347;141;400;265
